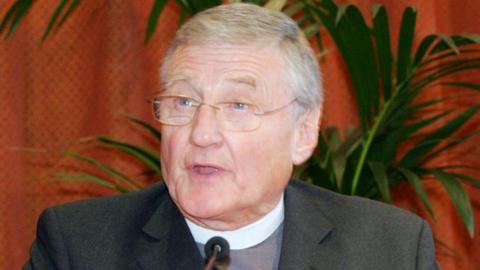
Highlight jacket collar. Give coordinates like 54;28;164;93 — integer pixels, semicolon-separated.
134;191;204;270
133;181;344;269
279;182;345;270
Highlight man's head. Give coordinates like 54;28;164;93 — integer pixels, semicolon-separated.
157;3;323;230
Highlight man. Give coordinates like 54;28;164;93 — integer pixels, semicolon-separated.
25;3;438;270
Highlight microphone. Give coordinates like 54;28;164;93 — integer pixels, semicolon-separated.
204;236;230;270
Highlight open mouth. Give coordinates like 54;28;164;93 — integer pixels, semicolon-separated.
193;165;220;175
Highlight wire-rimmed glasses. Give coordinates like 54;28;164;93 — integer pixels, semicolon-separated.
152;95;296;132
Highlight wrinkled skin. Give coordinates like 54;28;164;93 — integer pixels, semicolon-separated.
160;44;320;230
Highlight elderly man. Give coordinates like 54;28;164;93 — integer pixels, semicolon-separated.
25;3;438;270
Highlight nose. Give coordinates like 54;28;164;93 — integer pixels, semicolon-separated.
189;104;224;147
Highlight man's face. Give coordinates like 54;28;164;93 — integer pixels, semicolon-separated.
160;44;317;230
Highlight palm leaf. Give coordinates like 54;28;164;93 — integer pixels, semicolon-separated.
41;0;68;41
282;1;303;17
413;58;480;82
449;173;480;188
418;49;480;69
55;172;130;193
368;161;391;203
0;1;21;35
239;0;264;5
400;104;480;167
372;5;393;100
421;133;478;164
56;0;80;28
437;34;461;55
299;156;337;191
413;34;439;66
97;136;162;175
0;0;33;38
413;63;480;92
302;22;322;38
264;0;287;11
429;34;480;55
440;82;480;92
145;0;169;43
321;4;381;132
396;7;416;84
372;110;451;165
174;0;192;16
431;169;474;237
61;151;142;190
397;167;435;218
124;114;161;141
341;6;380;130
182;0;222;15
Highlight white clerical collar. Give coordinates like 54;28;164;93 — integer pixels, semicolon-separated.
185;194;284;250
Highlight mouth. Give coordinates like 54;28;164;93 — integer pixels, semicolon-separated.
193;165;219;175
188;163;225;177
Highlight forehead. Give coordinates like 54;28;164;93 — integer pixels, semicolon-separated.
168;44;285;71
164;44;291;98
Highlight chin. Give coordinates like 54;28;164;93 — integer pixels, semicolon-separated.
182;201;228;222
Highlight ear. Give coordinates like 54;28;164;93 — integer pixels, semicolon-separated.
291;107;321;165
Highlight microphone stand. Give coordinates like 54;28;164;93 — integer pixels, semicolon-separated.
204;244;221;270
204;236;230;270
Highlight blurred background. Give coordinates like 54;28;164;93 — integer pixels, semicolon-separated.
1;0;479;269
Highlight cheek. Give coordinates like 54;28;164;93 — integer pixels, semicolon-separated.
232;127;294;186
160;128;187;181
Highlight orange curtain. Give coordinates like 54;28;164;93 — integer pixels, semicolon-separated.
0;1;478;269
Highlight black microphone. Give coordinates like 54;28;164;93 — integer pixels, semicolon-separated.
204;236;230;270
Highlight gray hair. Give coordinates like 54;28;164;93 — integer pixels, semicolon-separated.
160;3;323;115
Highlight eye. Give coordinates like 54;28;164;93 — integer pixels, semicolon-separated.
230;102;250;110
174;96;195;107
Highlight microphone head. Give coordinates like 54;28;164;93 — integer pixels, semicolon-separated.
204;236;230;261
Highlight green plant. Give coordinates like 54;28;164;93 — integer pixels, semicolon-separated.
0;0;322;43
53;115;162;193
294;0;480;237
0;0;222;42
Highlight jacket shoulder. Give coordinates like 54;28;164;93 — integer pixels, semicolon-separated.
285;181;437;269
288;180;426;240
41;182;169;237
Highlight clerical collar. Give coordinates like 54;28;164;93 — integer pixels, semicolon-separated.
185;194;284;250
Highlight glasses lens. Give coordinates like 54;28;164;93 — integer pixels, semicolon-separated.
152;97;161;120
219;102;260;131
153;96;196;125
152;97;262;131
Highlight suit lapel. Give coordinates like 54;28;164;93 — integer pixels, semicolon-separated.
132;181;345;269
134;194;204;270
279;183;345;270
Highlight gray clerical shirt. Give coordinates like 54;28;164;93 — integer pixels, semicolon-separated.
197;223;284;270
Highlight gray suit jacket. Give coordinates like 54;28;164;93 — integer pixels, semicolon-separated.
25;180;438;269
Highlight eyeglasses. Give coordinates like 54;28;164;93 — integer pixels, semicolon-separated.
152;95;296;132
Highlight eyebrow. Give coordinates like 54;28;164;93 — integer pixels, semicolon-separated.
164;74;257;91
226;76;257;88
165;74;192;88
